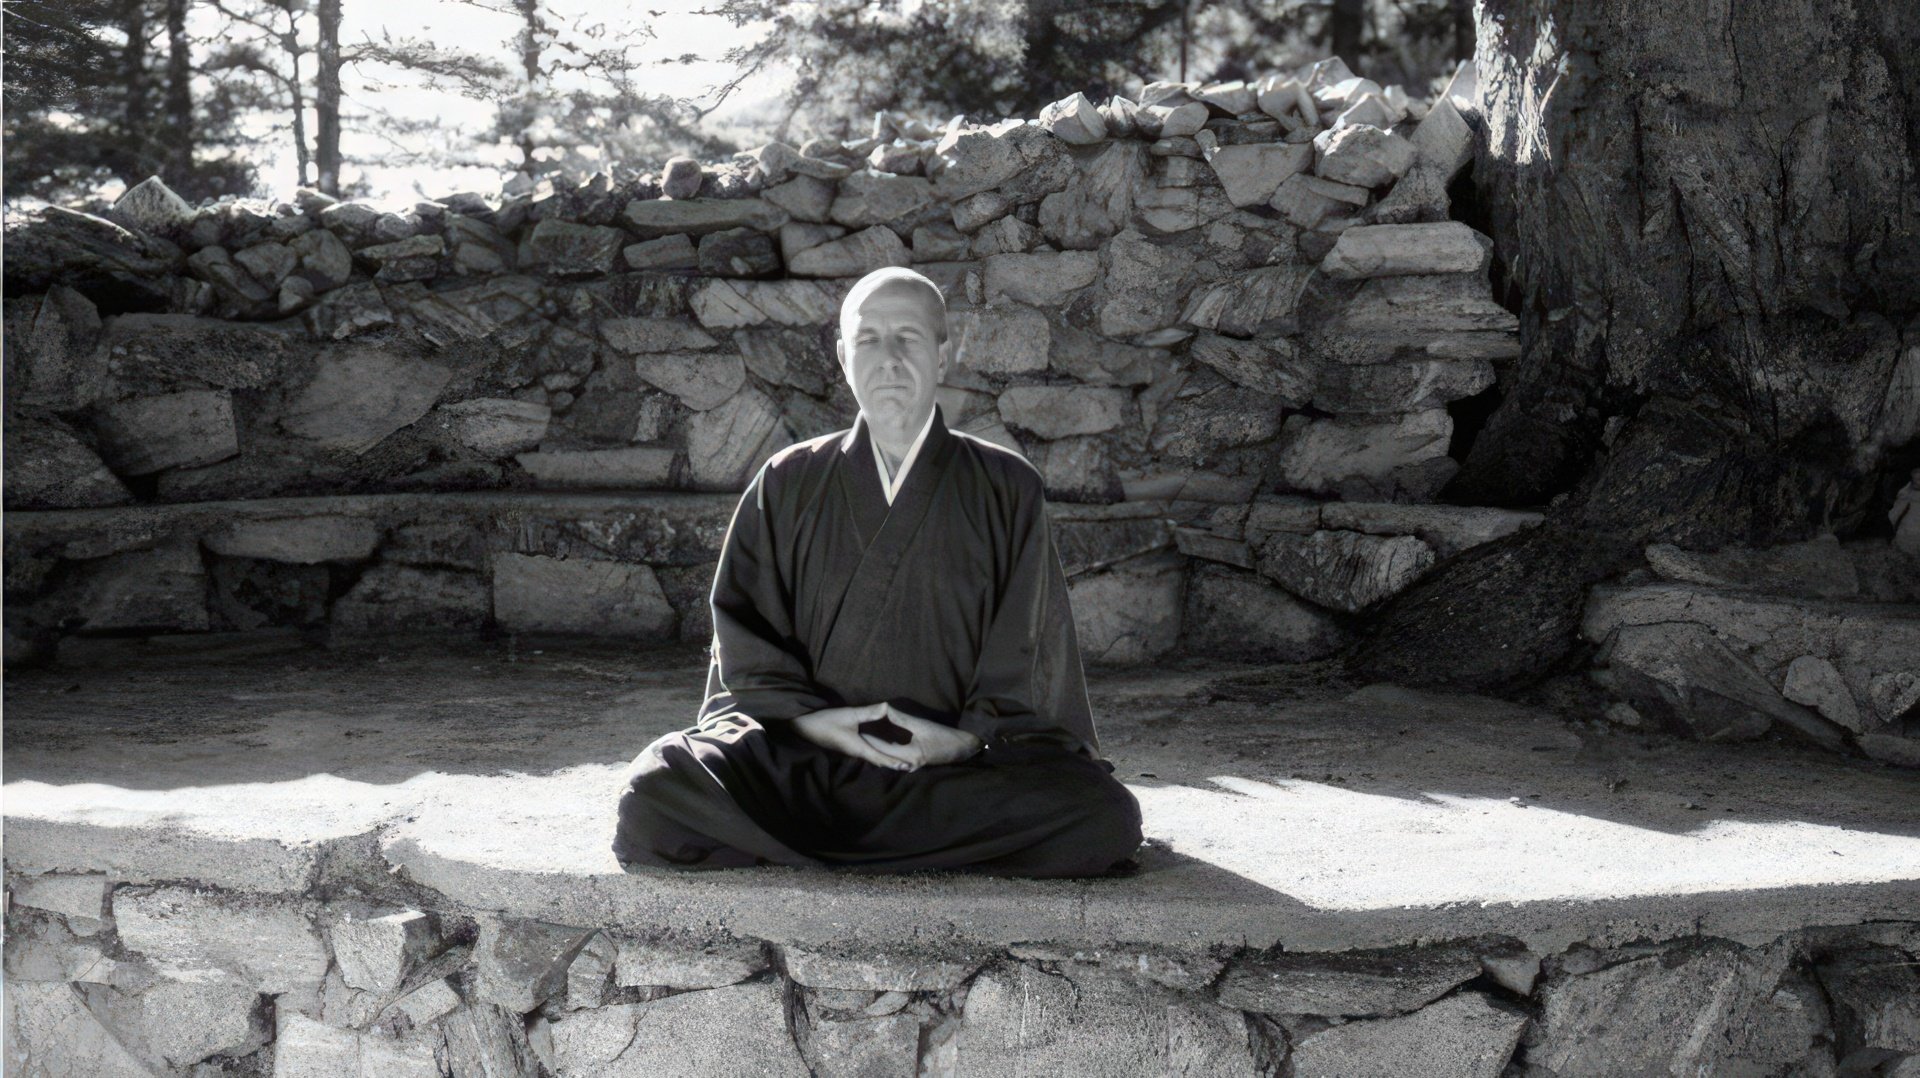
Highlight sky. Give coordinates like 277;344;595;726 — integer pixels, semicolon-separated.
215;0;794;207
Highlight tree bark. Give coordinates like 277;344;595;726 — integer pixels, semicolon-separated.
1356;0;1920;691
163;0;192;183
315;0;342;195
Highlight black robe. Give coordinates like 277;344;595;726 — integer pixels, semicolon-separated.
613;406;1141;877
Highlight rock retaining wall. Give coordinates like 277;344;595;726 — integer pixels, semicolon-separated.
6;870;1917;1076
4;60;1522;668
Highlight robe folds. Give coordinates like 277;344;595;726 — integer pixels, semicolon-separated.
613;405;1143;877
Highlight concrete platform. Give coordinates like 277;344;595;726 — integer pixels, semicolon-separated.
6;633;1919;955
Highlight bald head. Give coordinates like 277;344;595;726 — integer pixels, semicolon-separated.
838;266;948;346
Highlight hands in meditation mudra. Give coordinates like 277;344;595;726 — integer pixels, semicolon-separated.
794;702;985;773
613;267;1143;878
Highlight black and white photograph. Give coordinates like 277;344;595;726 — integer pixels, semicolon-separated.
3;0;1918;1073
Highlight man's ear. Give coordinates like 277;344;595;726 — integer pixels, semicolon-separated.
936;334;952;382
835;335;848;375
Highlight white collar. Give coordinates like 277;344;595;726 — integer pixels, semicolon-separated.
867;407;937;505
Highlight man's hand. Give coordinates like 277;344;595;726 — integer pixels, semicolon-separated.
882;711;983;767
791;703;983;771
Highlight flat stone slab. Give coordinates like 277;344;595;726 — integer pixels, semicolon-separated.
5;637;1918;955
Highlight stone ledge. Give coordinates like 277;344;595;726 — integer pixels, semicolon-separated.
8;636;1920;1075
6;637;1918;957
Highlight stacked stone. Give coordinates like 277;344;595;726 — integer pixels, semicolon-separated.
3;58;1519;667
1580;531;1920;767
6;870;1918;1075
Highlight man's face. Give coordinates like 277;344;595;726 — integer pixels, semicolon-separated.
837;284;949;432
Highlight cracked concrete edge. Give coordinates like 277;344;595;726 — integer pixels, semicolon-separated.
9;812;1920;958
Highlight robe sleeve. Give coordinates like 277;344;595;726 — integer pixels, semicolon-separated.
704;462;836;724
955;469;1100;757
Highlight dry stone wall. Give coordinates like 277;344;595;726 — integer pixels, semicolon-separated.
4;59;1536;670
6;868;1917;1077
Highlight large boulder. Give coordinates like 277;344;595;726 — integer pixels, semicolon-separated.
633;351;747;411
110;176;194;233
1276;410;1457;501
3;414;133;508
788;225;909;277
99;313;301;394
955;963;1257;1076
91;389;239;475
1149;370;1288;463
684;386;790;490
982;251;1101;307
525;219;628;276
1205;142;1313;207
1530;941;1829;1076
1312;124;1416;189
997;385;1127;439
114;886;328;994
1310;273;1519;365
1288;993;1528;1078
1370;95;1474;224
1583;582;1920;733
432;398;551;456
1188;333;1312;401
1069;553;1185;664
691;279;842;329
548;981;809;1076
280;346;451;453
950;304;1050;375
6;285;106;410
1598;621;1839;745
1038;141;1149;250
1181;265;1314;338
828;171;935;228
1097;229;1195;337
1320;222;1493;279
930;120;1057;200
2;982;156;1077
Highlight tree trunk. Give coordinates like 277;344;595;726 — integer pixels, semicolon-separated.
514;0;543;174
1355;0;1920;691
283;9;310;187
119;0;152;179
1326;0;1365;73
163;0;192;183
315;0;342;195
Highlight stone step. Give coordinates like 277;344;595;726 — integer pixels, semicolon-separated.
1583;582;1920;764
5;645;1918;1075
5;490;1545;673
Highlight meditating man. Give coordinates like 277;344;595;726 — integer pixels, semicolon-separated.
612;266;1143;878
